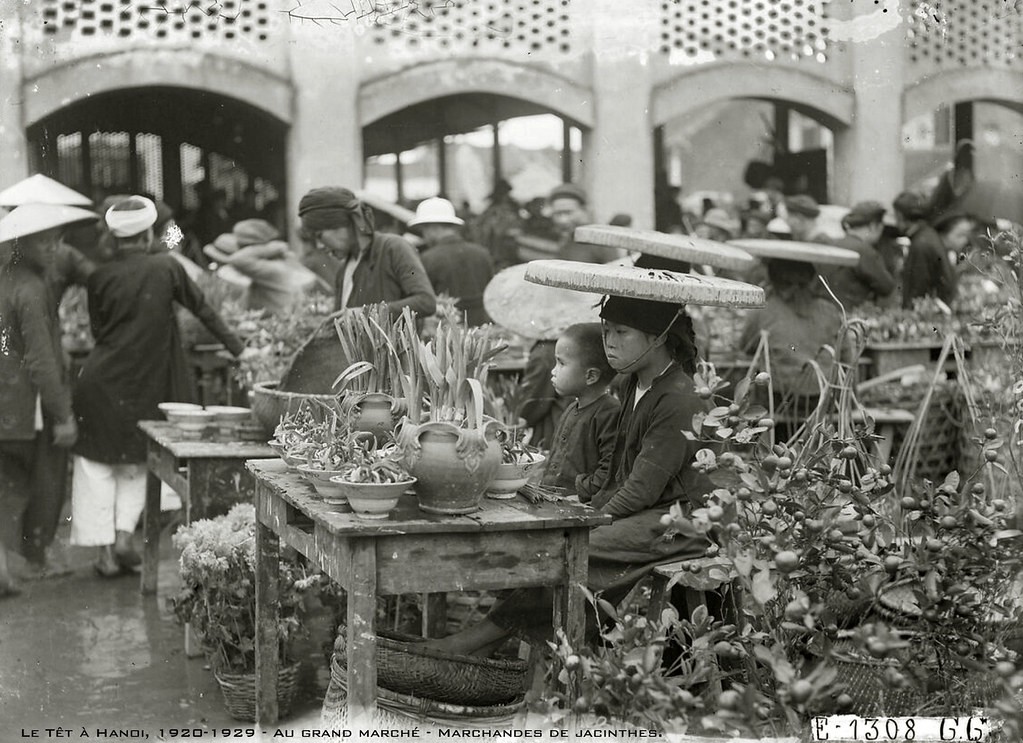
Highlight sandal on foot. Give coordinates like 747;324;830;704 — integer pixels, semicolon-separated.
114;550;142;570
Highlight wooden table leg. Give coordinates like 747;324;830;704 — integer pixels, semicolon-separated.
554;529;588;702
255;506;281;725
423;592;448;638
347;539;378;728
140;466;162;595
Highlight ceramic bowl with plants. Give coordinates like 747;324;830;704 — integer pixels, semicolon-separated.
329;443;414;519
487;441;546;499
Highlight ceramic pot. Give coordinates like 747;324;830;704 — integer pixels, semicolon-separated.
486;453;546;499
342;392;406;441
397;420;501;515
296;464;348;504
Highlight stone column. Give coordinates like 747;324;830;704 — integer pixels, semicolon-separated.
0;2;30;190
584;0;658;229
285;19;363;235
832;5;906;206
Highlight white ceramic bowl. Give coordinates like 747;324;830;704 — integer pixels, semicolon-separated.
205;405;254;424
297;464;348;503
331;477;415;520
486;453;546;498
159;402;203;420
166;409;216;428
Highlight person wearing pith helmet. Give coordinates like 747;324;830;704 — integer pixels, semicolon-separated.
0;203;98;595
823;201;897;310
408;197;495;327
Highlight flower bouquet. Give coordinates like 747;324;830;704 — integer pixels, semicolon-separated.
171;504;318;720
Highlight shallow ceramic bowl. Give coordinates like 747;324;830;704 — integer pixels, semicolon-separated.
167;409;216;429
159;402;203;420
205;405;254;424
297;464;348;502
268;442;304;471
330;477;415;520
486;453;546;498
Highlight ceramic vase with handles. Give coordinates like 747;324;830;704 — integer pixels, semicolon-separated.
340;392;406;440
397;419;502;515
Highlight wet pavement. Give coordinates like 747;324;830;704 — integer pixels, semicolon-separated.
0;516;328;734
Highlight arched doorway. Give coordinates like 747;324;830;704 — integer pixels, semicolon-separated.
27;86;289;249
362;93;587;214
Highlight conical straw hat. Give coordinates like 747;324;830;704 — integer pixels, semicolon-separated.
575;225;754;271
524;260;765;309
484;263;601;340
727;238;860;266
0;174;92;207
0;203;99;243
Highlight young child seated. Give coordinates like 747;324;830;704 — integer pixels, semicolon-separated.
540;323;620;498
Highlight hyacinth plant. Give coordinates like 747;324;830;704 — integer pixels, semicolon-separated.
171;504;320;674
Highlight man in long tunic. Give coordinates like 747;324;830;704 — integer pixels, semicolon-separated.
71;197;251;577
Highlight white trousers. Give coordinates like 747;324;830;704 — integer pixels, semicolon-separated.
70;456;147;547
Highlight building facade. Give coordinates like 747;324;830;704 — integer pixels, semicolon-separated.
1;0;1020;230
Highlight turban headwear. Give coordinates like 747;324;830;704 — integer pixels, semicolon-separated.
599;295;691;340
106;196;158;238
298;187;375;238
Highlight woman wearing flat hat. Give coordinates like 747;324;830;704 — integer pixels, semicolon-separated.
298;187;436;317
733;241;858;424
0;203;97;595
71;196;254;577
422;261;764;653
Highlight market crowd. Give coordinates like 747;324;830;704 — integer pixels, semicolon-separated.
0;145;1006;606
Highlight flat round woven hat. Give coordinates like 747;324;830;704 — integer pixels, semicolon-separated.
0;174;92;208
524;260;765;308
575;225;754;271
727;238;860;266
484;263;601;340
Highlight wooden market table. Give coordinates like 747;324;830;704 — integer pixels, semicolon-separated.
248;458;611;725
138;420;275;596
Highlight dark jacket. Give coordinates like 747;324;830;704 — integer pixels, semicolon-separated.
740;291;843;396
542;392;620;497
517;340;567;450
337;232;437;317
47;241;95;308
824;234;896;309
591;365;713;519
0;261;73;440
73;251;244;463
902;222;957;308
419;235;495;326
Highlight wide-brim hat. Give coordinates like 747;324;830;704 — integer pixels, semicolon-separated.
0;203;99;243
728;238;860;266
483;263;601;340
0;174;92;208
574;225;754;271
407;197;465;228
524;260;765;308
203;233;242;264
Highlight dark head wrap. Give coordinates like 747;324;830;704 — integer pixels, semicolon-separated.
298;187;375;238
599;295;698;373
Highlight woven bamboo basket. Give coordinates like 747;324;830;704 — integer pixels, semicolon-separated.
214;661;302;722
333;628;527;706
324;651;522;728
818;634;1001;716
250;381;336;434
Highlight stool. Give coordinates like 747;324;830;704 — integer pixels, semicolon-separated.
648;556;741;696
